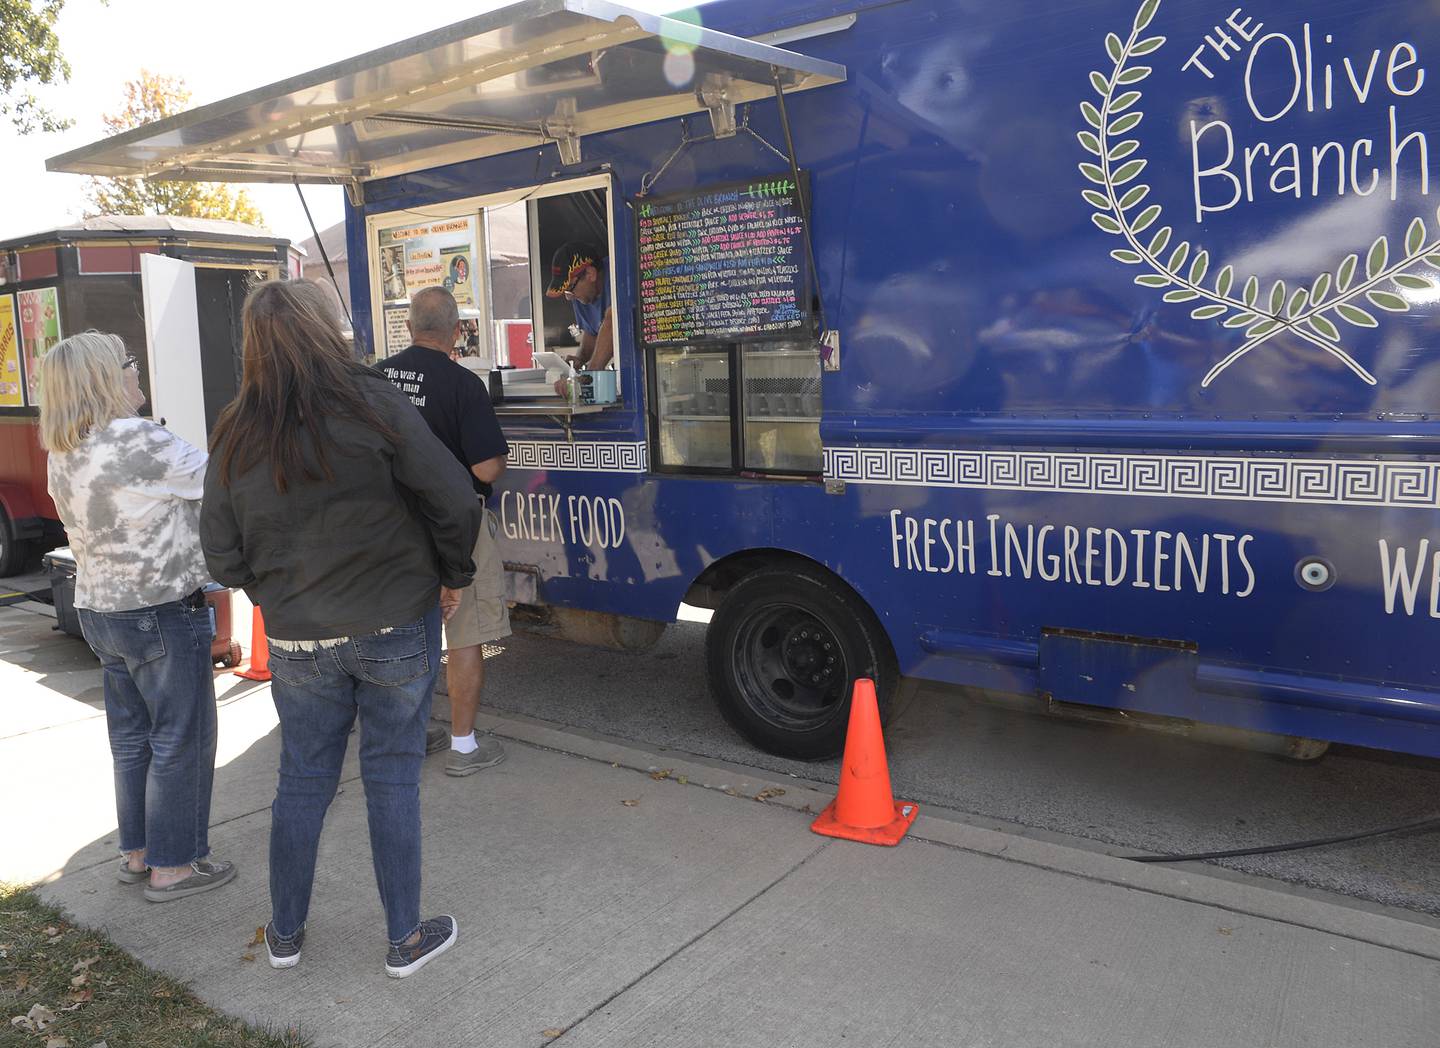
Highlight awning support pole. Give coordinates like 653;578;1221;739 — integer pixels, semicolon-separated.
770;66;828;338
294;179;353;330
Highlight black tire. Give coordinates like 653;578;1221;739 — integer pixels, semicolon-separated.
706;563;898;760
0;507;29;578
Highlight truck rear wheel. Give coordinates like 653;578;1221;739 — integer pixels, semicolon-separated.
0;508;29;578
706;564;897;760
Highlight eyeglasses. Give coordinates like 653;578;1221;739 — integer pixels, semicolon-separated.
121;356;138;371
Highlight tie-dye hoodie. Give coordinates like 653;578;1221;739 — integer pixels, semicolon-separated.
47;416;211;612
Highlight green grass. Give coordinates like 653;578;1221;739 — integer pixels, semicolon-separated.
0;883;308;1048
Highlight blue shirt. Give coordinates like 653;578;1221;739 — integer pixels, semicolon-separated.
570;275;610;336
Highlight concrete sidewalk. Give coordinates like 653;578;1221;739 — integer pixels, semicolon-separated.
4;603;1438;1048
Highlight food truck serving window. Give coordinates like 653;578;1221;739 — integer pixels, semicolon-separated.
366;175;619;398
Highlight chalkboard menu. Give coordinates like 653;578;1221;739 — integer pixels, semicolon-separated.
636;174;811;347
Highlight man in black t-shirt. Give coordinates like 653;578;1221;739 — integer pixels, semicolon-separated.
382;287;511;777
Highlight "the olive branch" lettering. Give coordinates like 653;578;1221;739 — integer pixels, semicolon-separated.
1079;0;1440;386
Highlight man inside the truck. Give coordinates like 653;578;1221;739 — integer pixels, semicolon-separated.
546;241;613;393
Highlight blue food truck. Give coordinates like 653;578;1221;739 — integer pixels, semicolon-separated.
50;0;1440;759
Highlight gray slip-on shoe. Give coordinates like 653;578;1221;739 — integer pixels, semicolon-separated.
444;734;506;777
117;859;149;885
143;859;237;903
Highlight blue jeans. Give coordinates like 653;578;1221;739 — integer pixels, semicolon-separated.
265;606;440;945
79;601;217;869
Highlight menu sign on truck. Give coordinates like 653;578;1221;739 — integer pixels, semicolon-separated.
636;175;811;347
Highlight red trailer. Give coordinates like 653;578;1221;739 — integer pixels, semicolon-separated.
0;216;293;574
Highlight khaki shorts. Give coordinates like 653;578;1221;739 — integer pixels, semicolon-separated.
444;507;512;650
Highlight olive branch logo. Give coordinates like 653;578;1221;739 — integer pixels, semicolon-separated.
1079;0;1440;387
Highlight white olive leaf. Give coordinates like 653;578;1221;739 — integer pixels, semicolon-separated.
1366;235;1389;279
1214;265;1234;297
1090;70;1111;95
1310;272;1332;305
1394;273;1435;290
1082;189;1111;209
1247;318;1282;337
1337;254;1358;291
1191;304;1227;320
1134;0;1160;33
1108;139;1140;161
1336;302;1378;327
1188;250;1210;284
1135;273;1170;287
1367;290;1410;312
1243;275;1260;306
1308;314;1341;341
1092;213;1123;234
1268;280;1287;314
1105;32;1125;62
1077;131;1102;155
1224;312;1258;328
1107;111;1143;135
1131;204;1162;232
1117;184;1149;210
1131;35;1166;56
1424;253;1440;269
1115;66;1152;84
1110;248;1143;264
1167;242;1190;270
1110;158;1146;185
1407;216;1427;256
1163;289;1199;302
1147;226;1172;255
1287;287;1309;318
1079;162;1106;184
1109;90;1142;113
1080;101;1102;128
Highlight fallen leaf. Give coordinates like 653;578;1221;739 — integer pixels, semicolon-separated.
12;1016;36;1032
722;787;738;797
151;988;174;999
71;956;100;973
28;1004;56;1030
754;787;786;801
69;971;88;988
42;927;59;937
91;1042;109;1048
240;952;255;963
46;936;63;945
45;1036;70;1048
61;989;93;1011
676;775;688;785
14;973;30;992
1218;927;1233;936
542;1029;566;1038
620;799;639;807
649;768;672;781
248;927;265;947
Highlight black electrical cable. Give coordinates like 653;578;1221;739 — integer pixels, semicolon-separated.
1129;812;1440;863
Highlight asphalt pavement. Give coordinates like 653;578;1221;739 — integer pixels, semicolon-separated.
476;618;1440;917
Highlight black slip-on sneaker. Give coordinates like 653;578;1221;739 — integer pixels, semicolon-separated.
265;921;304;969
384;916;457;978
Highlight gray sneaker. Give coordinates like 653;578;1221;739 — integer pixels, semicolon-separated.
143;859;237;903
444;734;506;776
425;724;449;755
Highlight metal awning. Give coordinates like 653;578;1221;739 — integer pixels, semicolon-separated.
46;0;845;189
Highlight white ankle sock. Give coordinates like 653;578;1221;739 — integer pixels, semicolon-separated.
451;732;478;754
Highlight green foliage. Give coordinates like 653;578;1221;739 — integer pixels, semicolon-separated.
1;0;71;133
83;71;267;227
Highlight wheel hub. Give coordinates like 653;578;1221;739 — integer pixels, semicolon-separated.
781;623;840;689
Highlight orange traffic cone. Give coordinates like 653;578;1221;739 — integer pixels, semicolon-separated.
810;679;918;846
235;605;271;681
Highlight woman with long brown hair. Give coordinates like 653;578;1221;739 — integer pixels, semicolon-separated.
201;279;479;978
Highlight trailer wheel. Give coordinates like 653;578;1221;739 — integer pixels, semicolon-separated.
0;507;29;578
706;564;897;760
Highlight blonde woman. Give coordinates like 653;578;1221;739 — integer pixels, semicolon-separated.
39;332;235;903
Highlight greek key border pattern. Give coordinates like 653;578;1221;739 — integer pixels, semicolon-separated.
823;447;1440;508
507;440;648;473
